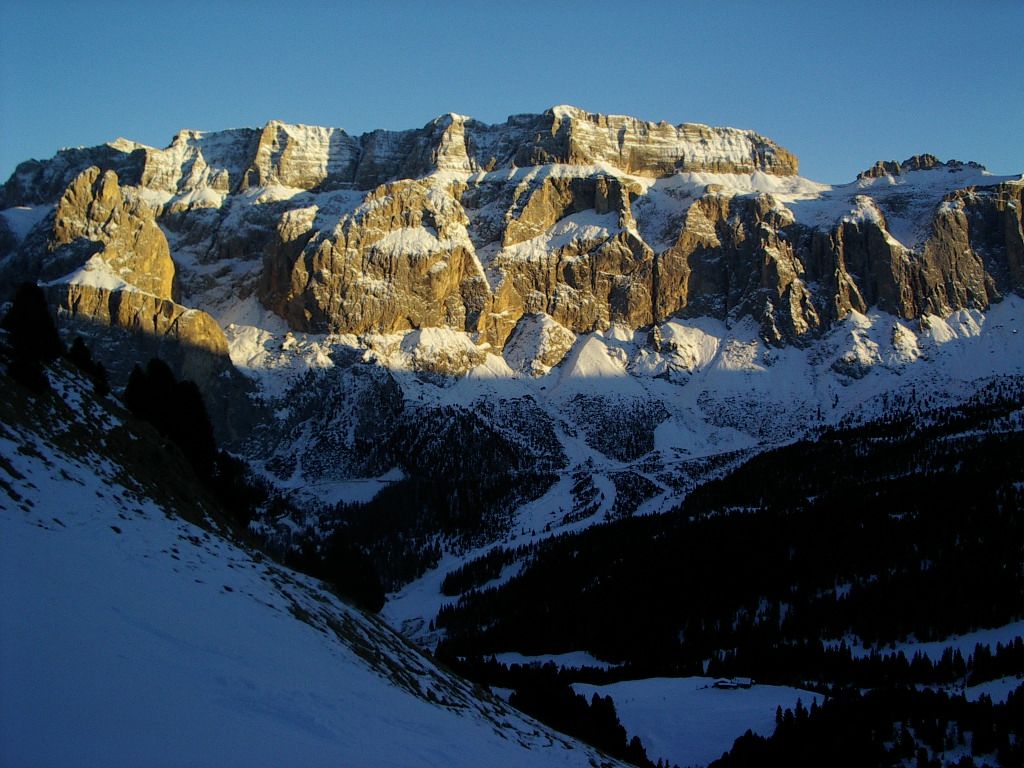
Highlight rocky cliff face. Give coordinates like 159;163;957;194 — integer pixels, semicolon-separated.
53;167;177;299
0;164;236;410
1;108;1021;382
490;106;800;177
259;177;487;336
3;166;175;299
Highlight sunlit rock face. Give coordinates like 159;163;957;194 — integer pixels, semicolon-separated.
258;177;486;337
0;165;233;400
506;105;800;177
2;108;1021;375
3;166;175;299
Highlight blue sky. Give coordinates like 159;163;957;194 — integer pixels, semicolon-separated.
2;0;1022;184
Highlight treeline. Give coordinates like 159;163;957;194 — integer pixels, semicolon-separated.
435;652;665;768
436;387;1024;681
122;357;265;528
330;470;554;591
448;638;1024;702
264;399;563;592
440;544;531;596
833;377;1024;435
264;527;385;613
707;638;1024;692
712;684;1024;768
509;683;656;768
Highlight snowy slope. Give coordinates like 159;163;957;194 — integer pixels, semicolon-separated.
573;678;822;768
0;366;626;768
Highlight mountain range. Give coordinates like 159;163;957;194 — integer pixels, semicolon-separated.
2;106;1022;767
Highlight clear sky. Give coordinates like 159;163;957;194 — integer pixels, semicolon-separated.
2;0;1022;185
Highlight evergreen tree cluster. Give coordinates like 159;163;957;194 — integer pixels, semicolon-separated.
1;282;109;397
707;638;1024;692
265;402;564;592
329;469;556;591
711;685;1024;768
509;681;654;768
66;337;109;397
123;358;265;530
124;358;218;480
271;529;385;614
440;545;529;597
436;386;1024;674
435;654;661;767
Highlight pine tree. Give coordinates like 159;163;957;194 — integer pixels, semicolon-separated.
1;282;64;362
66;336;92;370
66;336;110;396
624;735;650;766
124;364;151;420
1;282;64;392
92;361;109;397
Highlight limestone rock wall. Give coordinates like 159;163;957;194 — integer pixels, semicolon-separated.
960;182;1024;295
650;193;822;344
135;129;260;207
259;178;487;335
2;108;1021;364
52;167;176;299
243;121;361;192
3;106;799;209
1;166;176;301
55;282;227;359
48;281;248;443
503;106;800;177
1;165;234;415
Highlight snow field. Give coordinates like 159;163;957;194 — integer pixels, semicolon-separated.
573;677;822;768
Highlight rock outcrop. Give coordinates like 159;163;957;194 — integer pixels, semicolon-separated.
1;144;146;208
2;166;175;300
505;106;799;177
503;313;576;376
651;192;823;343
802;181;1023;327
0;165;234;407
959;182;1024;295
259;178;488;336
56;282;226;357
52;167;176;299
243;121;360;192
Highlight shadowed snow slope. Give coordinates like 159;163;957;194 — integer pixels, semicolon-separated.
0;364;624;768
